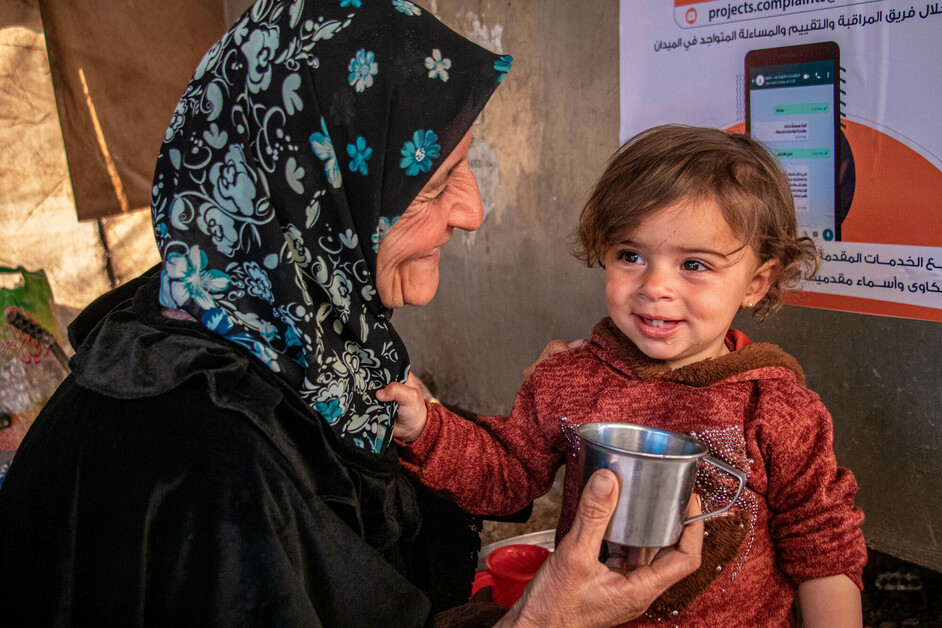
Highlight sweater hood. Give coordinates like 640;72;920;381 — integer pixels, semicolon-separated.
590;317;805;387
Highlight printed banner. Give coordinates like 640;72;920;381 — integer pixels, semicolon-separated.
620;0;942;321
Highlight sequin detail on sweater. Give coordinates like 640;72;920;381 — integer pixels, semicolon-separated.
560;416;581;459
691;426;759;580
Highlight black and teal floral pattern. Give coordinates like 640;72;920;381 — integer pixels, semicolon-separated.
152;0;510;452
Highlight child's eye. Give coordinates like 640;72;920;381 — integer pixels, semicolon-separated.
682;259;709;271
618;250;644;264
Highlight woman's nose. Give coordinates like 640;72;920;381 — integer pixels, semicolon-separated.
447;164;484;232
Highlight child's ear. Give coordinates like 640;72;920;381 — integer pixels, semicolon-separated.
743;259;779;308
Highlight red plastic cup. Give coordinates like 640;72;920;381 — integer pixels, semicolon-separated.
484;544;551;608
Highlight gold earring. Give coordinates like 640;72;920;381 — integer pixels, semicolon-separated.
746;302;754;308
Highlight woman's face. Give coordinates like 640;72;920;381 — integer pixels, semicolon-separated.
376;129;483;308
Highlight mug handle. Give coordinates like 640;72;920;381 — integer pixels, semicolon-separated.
683;455;747;524
470;571;496;599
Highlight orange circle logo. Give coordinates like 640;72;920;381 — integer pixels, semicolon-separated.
685;7;697;24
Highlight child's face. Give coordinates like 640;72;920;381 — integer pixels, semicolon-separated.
603;196;776;370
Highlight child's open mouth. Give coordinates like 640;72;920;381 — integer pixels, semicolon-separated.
635;315;682;338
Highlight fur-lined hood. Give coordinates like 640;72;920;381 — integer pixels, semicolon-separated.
589;316;805;387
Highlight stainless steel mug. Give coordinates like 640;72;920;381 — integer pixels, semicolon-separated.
576;422;746;548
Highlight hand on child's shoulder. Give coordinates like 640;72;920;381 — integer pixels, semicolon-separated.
523;338;588;380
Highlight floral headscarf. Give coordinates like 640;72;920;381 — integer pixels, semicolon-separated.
152;0;511;452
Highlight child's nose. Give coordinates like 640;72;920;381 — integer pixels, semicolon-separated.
639;265;675;299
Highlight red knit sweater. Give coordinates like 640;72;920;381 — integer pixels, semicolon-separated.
398;318;866;626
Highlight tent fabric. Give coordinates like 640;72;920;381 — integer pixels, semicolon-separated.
37;0;227;220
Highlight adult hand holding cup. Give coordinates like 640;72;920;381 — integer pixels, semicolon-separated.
495;469;703;628
576;422;746;552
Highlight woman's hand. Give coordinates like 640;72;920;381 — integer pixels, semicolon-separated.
522;339;587;380
497;470;703;628
377;373;428;443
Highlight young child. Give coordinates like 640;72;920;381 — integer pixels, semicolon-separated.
378;124;867;626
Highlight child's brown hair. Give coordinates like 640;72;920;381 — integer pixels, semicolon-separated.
575;124;819;319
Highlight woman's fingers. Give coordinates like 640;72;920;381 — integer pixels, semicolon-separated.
642;494;703;589
505;470;699;628
522;338;588;380
564;470;619;553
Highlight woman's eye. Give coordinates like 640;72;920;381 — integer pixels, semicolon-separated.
431;166;470;200
416;184;446;202
682;259;708;271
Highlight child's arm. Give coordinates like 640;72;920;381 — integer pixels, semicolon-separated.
376;373;427;442
380;338;585;442
758;384;866;620
379;365;568;515
798;574;862;627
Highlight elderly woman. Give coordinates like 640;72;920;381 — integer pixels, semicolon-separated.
0;1;700;626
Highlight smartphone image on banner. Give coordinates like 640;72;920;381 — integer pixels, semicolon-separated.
745;42;841;242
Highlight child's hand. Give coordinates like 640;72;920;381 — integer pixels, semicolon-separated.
377;372;428;443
